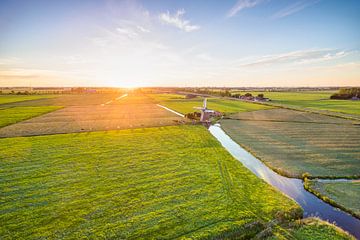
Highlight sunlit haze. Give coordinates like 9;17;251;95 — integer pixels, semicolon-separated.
1;0;359;87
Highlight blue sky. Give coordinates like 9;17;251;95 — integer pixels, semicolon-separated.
0;0;359;87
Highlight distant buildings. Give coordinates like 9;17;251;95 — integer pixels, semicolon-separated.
232;93;270;102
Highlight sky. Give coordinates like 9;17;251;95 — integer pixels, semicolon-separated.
0;0;359;88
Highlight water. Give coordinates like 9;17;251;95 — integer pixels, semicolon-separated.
208;124;360;239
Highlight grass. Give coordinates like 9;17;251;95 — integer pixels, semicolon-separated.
232;91;360;116
269;218;354;240
0;95;56;105
149;93;273;114
305;180;360;218
0;106;62;128
0;93;186;137
221;109;360;178
0;125;302;239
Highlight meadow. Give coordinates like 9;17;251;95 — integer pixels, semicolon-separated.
149;93;273;114
0;93;185;137
221;109;360;178
306;180;360;218
0;95;56;105
0;92;355;239
0;125;301;239
232;91;360;116
269;218;353;240
0;106;62;128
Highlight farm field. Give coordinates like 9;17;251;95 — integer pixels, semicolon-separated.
269;218;353;240
0;106;62;128
0;93;186;137
221;108;360;178
0;125;301;239
232;91;360;116
0;95;56;105
0;93;124;107
306;180;360;218
149;93;273;114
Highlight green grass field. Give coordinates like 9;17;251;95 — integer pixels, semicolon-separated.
0;93;355;239
306;180;360;218
0;125;303;239
0;95;56;105
269;218;354;240
221;109;360;178
150;93;273;114
232;91;360;116
0;106;62;128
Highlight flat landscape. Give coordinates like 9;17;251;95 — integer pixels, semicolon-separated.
0;93;186;137
221;108;360;178
0;95;57;105
0;124;301;238
0;92;355;239
150;93;273;114
233;91;360;117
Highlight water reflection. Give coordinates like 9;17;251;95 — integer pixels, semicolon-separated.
209;124;360;239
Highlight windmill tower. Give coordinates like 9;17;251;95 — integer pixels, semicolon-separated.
194;98;215;122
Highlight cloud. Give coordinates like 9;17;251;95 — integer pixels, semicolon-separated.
116;27;138;38
237;49;352;68
159;9;200;32
272;0;320;19
137;25;150;33
227;0;264;18
116;24;150;39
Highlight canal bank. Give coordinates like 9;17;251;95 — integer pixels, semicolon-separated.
209;124;360;239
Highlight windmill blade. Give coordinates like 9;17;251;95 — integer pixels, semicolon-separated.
203;98;207;109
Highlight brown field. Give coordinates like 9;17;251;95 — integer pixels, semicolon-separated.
0;93;187;137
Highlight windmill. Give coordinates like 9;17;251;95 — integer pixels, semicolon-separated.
194;98;215;122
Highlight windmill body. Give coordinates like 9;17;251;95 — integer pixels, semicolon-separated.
194;98;215;122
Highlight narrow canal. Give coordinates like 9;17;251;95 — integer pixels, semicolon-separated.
209;124;360;239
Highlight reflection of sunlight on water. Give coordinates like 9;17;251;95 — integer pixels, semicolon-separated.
209;124;360;239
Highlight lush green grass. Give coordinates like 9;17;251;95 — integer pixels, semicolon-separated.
221;109;360;178
0;106;62;128
150;93;273;114
232;91;360;116
0;125;302;239
232;91;332;101
306;180;360;218
269;218;354;240
0;95;56;105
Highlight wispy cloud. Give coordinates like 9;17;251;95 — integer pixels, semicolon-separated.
116;23;150;39
237;49;351;67
227;0;264;18
159;9;200;32
272;0;320;19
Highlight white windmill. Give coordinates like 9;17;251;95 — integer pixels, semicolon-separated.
194;98;215;122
